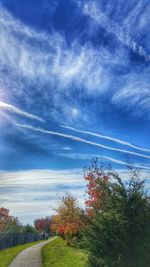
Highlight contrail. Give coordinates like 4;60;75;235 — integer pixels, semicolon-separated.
102;156;150;170
83;2;150;62
15;123;150;160
0;101;45;122
57;152;150;170
61;125;150;153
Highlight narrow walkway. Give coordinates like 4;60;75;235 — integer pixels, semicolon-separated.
9;238;56;267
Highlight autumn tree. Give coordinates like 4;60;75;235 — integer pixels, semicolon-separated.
56;195;84;243
83;161;150;267
50;215;61;235
0;207;21;233
34;216;51;234
84;159;110;214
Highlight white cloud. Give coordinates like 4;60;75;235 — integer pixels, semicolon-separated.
0;6;115;124
56;152;150;170
102;156;150;170
0;7;109;93
112;77;150;118
0;101;45;122
0;6;149;123
62;125;150;153
1;167;149;224
82;1;150;62
62;146;72;151
15;122;150;160
0;169;85;224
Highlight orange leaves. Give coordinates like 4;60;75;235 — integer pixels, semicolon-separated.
50;215;61;235
57;221;82;237
55;195;84;239
84;165;110;213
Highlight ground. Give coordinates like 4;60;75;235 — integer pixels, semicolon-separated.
42;237;88;267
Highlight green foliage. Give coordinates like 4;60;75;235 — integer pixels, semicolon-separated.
22;224;37;233
83;163;150;267
42;237;88;267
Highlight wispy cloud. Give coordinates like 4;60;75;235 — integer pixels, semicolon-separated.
0;7;109;90
112;77;150;119
15;123;150;160
56;152;150;170
0;101;45;122
62;146;72;151
0;6;150;124
0;168;85;224
62;125;150;153
82;1;150;62
0;6;111;123
102;156;150;170
0;166;149;224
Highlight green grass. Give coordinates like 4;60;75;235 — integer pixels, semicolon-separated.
42;237;88;267
0;240;43;267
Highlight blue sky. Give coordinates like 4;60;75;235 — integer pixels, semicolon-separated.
0;0;150;224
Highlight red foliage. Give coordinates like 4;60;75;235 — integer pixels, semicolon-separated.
34;216;51;233
84;168;109;214
57;220;83;237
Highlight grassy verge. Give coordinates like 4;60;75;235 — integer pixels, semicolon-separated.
42;237;88;267
0;240;43;267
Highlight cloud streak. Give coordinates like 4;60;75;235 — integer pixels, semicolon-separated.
62;125;150;153
57;152;150;170
0;6;150;123
102;156;150;170
0;101;45;122
0;168;85;224
82;1;150;62
15;123;150;160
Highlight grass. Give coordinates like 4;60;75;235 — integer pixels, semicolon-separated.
42;237;88;267
0;240;43;267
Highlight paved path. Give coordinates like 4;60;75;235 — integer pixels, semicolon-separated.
9;238;56;267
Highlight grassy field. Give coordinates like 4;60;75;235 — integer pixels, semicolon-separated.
42;237;88;267
0;240;43;267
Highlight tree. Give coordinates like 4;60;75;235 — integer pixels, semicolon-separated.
23;224;37;233
0;207;21;233
34;216;51;233
83;161;150;267
56;195;84;242
50;215;61;235
84;159;110;213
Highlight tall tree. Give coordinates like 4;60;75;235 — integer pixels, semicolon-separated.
84;161;150;267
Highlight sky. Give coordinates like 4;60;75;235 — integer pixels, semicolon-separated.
0;0;150;224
